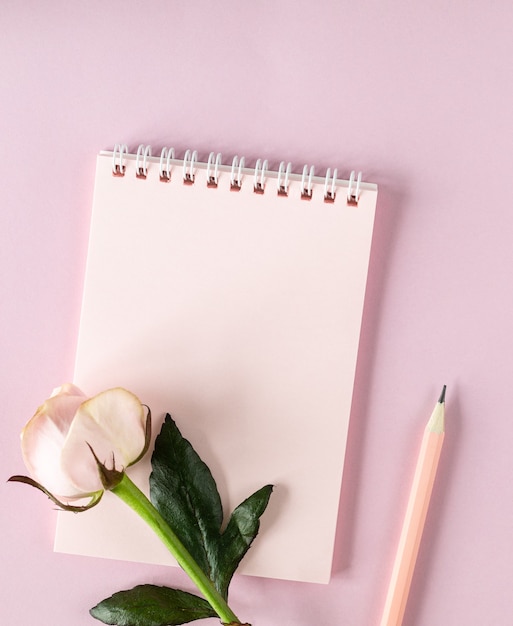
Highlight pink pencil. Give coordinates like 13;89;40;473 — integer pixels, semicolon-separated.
380;386;446;626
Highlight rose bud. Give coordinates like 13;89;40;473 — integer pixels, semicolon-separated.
9;384;150;511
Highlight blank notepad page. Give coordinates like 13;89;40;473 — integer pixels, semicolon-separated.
55;148;377;584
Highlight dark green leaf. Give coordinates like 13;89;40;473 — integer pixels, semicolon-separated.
215;485;274;598
149;414;274;599
90;584;217;626
149;415;223;581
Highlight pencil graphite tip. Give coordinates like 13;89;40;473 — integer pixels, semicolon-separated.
438;385;447;404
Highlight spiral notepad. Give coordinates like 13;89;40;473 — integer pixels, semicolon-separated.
55;144;378;584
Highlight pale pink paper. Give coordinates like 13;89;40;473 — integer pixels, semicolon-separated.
54;152;377;584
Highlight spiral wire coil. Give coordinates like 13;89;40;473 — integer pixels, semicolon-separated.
111;144;364;205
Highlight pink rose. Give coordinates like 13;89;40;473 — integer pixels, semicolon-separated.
18;384;149;503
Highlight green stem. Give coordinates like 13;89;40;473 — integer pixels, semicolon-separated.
111;473;241;625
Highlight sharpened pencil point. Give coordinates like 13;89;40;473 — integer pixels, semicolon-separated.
438;385;447;404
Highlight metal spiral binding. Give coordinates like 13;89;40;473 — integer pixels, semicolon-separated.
206;152;222;188
110;144;364;205
159;147;175;182
230;156;245;191
277;161;292;196
112;144;128;176
183;149;198;185
347;171;362;205
301;165;314;200
324;168;338;203
136;144;152;179
253;159;268;194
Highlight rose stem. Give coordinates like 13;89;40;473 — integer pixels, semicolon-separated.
111;473;241;626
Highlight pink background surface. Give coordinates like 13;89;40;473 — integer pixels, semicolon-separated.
1;2;512;625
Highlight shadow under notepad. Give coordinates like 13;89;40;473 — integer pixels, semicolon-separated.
330;176;409;576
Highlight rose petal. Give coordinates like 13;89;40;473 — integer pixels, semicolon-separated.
50;383;87;399
21;394;87;498
61;388;146;493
